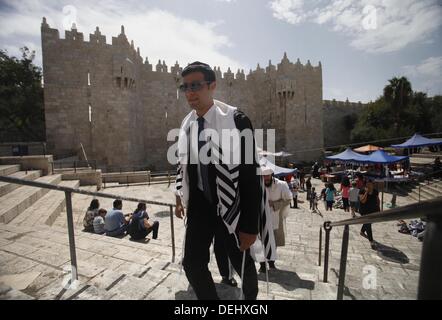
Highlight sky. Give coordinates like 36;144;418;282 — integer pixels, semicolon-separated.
0;0;441;102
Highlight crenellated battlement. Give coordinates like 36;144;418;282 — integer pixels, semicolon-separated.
41;17;321;82
41;17;327;169
323;99;366;108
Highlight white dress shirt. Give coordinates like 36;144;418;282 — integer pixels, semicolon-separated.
190;104;216;191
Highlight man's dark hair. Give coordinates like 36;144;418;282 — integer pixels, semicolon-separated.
181;61;216;83
113;199;122;208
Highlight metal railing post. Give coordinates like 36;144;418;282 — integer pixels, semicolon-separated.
169;205;176;263
167;171;171;188
417;215;442;299
74;161;77;173
318;227;322;266
337;225;350;300
65;191;78;282
323;222;332;283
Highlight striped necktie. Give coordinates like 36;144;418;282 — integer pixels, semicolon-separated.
197;117;213;203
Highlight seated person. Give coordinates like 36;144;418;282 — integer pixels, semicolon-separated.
83;199;100;233
93;209;107;234
128;203;159;240
105;200;130;237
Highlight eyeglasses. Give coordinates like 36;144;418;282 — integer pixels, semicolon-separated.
179;81;211;93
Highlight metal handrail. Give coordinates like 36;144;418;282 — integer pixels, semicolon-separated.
0;175;177;285
325;197;442;228
320;196;442;300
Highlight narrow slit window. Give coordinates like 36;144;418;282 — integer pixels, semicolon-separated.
87;72;91;86
89;105;92;122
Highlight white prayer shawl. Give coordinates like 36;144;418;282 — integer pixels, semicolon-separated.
267;178;292;231
175;99;277;262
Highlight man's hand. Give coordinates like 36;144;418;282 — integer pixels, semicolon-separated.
175;196;185;219
239;232;257;252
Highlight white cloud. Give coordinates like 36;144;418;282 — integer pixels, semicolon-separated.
402;56;442;96
269;0;442;53
270;0;307;24
0;0;242;72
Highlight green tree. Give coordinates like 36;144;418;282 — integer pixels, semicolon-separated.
0;47;45;142
383;76;413;134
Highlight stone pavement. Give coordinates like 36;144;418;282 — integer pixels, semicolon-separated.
0;179;424;300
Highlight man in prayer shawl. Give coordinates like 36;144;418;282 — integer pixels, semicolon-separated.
175;62;274;300
259;166;292;272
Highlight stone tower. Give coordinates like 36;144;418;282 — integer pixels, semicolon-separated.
41;19;323;169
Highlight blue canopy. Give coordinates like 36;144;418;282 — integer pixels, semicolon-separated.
325;148;368;164
259;157;297;177
391;133;442;148
364;150;409;164
326;148;409;165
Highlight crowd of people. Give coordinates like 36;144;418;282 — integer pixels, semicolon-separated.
274;162;380;251
82;199;160;240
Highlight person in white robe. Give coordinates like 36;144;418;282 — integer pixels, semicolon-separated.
259;166;292;272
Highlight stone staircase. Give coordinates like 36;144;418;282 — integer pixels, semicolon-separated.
394;179;442;202
0;222;331;300
0;164;80;227
0;170;422;300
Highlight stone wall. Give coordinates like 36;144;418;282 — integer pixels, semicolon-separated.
323;99;367;148
41;19;331;168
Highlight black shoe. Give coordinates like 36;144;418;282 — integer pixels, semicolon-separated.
269;262;277;270
258;265;267;273
221;277;237;287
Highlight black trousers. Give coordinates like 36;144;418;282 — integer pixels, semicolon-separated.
291;195;298;208
360;211;374;242
361;224;374;242
214;232;231;279
183;189;258;300
131;221;159;240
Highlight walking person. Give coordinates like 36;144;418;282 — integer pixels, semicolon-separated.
259;166;292;272
174;62;275;300
340;176;351;213
359;179;379;250
320;183;328;211
325;183;336;211
310;187;319;214
349;181;360;218
290;175;299;209
305;176;312;201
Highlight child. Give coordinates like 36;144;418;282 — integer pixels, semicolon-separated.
93;208;107;234
310;187;318;213
349;181;360;218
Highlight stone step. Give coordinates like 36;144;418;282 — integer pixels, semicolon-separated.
9;180;80;227
0;170;42;197
52;186;98;229
418;183;442;195
416;186;441;198
393;184;437;202
0;174;62;224
0;165;21;176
